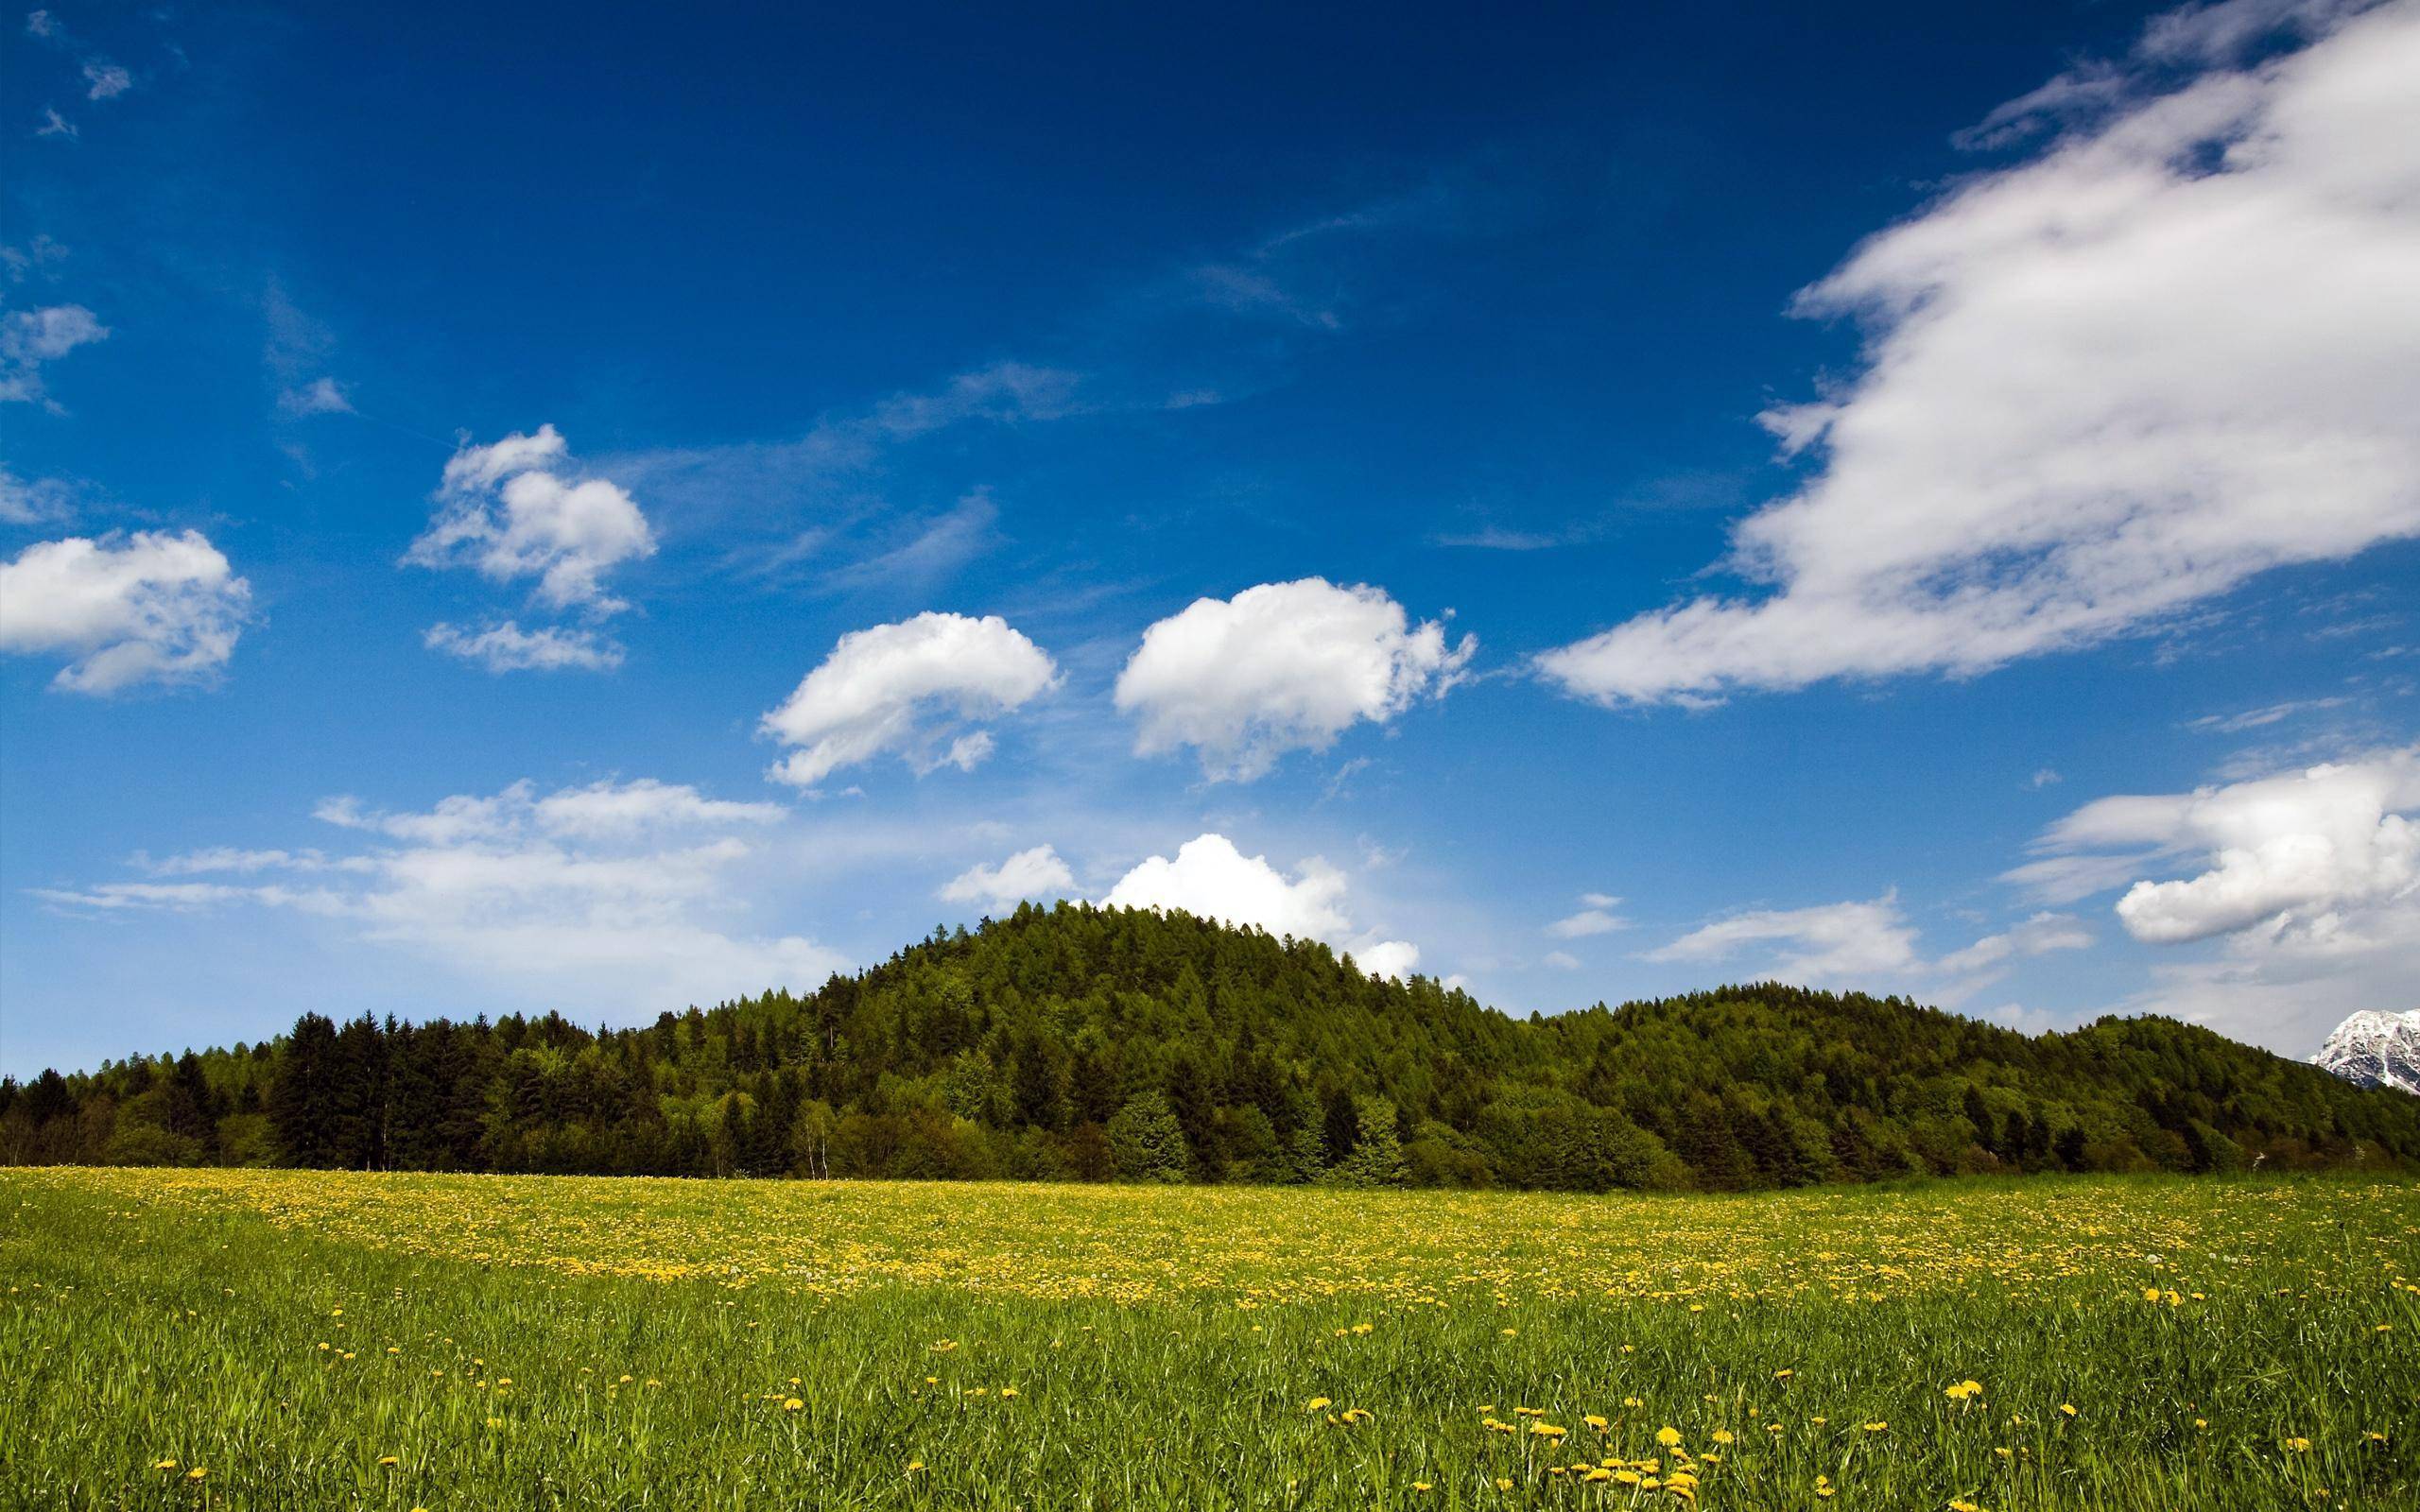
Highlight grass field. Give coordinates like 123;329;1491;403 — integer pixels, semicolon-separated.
2;1170;2413;1509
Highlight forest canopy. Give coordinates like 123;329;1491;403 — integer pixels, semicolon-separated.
5;902;2413;1190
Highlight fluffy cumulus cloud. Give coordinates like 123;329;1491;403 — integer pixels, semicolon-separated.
37;779;837;1012
2022;747;2420;943
406;425;656;613
0;531;251;693
1115;577;1475;782
1;303;107;405
1541;0;2420;707
2016;745;2420;1051
1650;892;2090;1001
940;844;1077;914
760;611;1058;787
1100;833;1420;979
424;620;623;674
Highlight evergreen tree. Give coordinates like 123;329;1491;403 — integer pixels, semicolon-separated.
267;1013;340;1168
1106;1091;1190;1182
1334;1097;1407;1188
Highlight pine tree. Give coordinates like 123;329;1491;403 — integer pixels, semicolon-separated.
268;1013;339;1168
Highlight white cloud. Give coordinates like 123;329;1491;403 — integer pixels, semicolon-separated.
35;108;75;140
33;881;281;912
406;425;655;613
1104;834;1351;940
1935;912;2097;974
2029;746;2420;944
0;530;251;693
2000;851;2158;905
1;303;106;404
80;61;129;100
0;462;74;524
277;376;354;417
1352;938;1421;982
2185;696;2351;732
819;490;1000;593
2016;745;2420;1052
1649;891;2088;996
424;620;623;674
861;361;1083;438
142;847;366;876
1099;832;1421;980
1649;894;1924;985
1543;949;1582;971
44;778;840;1011
1547;897;1628;937
1539;0;2420;707
1115;577;1476;782
528;778;786;839
760;610;1058;787
940;844;1077;914
2028;768;2064;789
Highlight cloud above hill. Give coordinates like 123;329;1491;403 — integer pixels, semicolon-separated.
1101;832;1420;980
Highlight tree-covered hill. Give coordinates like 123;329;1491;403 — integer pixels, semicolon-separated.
5;902;2413;1189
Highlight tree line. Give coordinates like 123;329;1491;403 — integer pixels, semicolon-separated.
6;902;2415;1189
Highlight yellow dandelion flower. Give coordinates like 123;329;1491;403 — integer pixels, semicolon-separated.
782;1397;804;1412
2285;1437;2311;1452
1864;1420;1889;1433
153;1459;177;1471
1655;1426;1683;1448
1306;1397;1332;1412
2059;1403;2078;1418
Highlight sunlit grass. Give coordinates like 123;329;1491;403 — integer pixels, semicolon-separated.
3;1169;2412;1508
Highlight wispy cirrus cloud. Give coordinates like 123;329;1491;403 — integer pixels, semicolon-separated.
1648;890;2090;1005
37;779;836;1013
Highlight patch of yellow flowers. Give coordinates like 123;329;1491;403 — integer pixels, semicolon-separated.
24;1166;2412;1311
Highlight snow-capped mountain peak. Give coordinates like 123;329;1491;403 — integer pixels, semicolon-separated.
2311;1009;2420;1094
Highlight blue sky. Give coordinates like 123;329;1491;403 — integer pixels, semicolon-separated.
5;0;2416;1078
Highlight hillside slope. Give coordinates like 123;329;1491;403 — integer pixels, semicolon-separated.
6;902;2416;1188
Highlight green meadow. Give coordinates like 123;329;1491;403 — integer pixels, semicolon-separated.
3;1167;2412;1509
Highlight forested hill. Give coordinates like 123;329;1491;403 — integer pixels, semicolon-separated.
6;902;2415;1189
